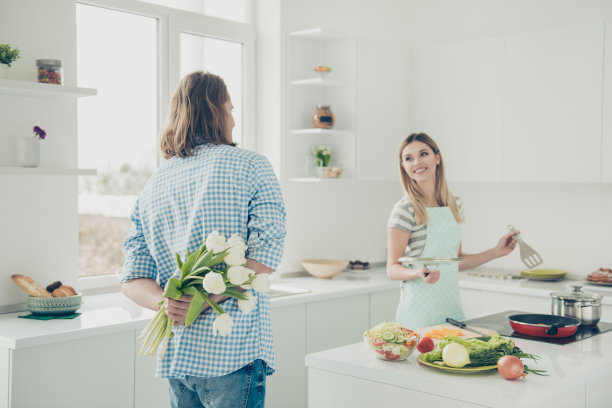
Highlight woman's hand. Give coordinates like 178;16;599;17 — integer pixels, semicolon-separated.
492;230;519;258
418;267;440;284
163;294;193;326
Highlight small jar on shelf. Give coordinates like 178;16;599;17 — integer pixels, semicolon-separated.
36;59;63;85
311;104;335;129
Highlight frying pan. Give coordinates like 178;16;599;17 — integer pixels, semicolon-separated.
508;313;580;338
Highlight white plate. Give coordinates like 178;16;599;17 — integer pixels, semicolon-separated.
584;280;612;287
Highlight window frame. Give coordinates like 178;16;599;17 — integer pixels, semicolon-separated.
76;0;255;291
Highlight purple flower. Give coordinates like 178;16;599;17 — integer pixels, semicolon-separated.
33;126;46;140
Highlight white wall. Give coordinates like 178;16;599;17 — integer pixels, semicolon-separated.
0;0;79;308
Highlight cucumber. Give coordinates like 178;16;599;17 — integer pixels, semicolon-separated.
382;331;395;341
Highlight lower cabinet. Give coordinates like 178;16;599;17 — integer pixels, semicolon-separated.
267;304;307;408
133;331;169;408
369;289;400;327
6;331;134;408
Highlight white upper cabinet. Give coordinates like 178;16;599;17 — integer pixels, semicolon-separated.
603;22;612;183
411;37;504;182
285;29;356;182
356;39;411;181
503;24;604;182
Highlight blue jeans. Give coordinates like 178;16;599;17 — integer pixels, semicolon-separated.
168;360;266;408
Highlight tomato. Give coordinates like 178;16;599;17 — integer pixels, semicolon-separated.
497;355;526;380
372;340;386;347
416;336;435;353
384;350;400;360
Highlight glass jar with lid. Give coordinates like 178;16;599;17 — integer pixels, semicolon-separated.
311;105;335;129
36;59;63;85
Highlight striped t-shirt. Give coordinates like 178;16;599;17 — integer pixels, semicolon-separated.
387;195;464;257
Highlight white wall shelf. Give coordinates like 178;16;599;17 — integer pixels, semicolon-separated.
290;78;352;87
0;79;97;99
288;28;348;41
290;129;350;135
0;167;97;176
289;177;353;183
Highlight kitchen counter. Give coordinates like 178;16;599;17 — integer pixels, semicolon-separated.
305;318;612;407
1;266;611;350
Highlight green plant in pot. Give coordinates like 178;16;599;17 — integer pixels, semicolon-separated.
0;43;20;78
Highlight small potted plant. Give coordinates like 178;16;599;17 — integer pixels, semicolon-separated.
313;145;331;177
0;43;21;79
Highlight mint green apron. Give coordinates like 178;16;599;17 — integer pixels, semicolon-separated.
395;207;464;329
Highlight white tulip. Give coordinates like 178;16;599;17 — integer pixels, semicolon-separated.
251;274;271;293
237;292;257;314
225;249;246;267
206;231;227;254
227;234;247;250
227;266;251;285
212;313;233;336
202;272;226;295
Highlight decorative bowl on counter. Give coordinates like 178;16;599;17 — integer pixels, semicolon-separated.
301;259;348;279
363;322;419;361
27;293;82;315
323;166;343;178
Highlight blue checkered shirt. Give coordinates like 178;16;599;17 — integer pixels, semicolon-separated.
121;144;286;379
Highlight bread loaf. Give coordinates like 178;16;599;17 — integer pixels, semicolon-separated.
52;285;77;297
11;274;52;298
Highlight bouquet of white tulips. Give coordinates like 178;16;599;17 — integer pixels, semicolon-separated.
138;231;271;358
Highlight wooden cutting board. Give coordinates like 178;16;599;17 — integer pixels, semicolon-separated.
414;323;497;341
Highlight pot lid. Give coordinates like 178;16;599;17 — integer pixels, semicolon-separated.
550;285;602;303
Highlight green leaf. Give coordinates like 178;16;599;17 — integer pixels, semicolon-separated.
180;250;199;280
208;251;229;266
163;277;183;300
175;252;183;269
206;297;224;315
222;287;249;300
181;286;200;296
185;291;207;327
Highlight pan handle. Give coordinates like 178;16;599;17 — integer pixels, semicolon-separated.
546;322;564;336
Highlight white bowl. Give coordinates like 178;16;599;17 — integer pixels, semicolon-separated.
301;259;348;279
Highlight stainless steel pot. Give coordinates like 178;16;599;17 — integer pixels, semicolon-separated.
550;285;602;326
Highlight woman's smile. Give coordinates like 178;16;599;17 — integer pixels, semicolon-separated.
401;140;440;182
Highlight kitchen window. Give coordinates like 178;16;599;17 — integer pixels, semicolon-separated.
76;1;254;288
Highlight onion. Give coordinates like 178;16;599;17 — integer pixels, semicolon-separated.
497;355;526;380
442;343;470;368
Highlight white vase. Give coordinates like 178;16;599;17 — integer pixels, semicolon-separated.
18;137;40;167
0;64;8;79
316;166;327;178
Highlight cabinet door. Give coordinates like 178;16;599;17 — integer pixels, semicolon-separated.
459;288;483;319
369;289;400;327
306;294;369;353
480;291;549;315
356;39;411;181
10;332;134;408
503;24;604;182
133;331;169;408
603;22;612;182
411;37;504;182
267;304;307;408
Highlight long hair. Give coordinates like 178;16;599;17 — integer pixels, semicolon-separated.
160;71;234;159
398;133;463;225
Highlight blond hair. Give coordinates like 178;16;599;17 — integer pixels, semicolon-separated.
160;71;234;159
398;133;463;225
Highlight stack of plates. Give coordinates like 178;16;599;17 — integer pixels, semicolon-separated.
520;269;567;281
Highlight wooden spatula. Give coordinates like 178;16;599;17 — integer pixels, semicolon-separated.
507;225;543;269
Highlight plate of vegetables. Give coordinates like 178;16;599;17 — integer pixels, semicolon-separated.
417;335;547;378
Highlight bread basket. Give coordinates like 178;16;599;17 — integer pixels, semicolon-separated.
27;294;82;315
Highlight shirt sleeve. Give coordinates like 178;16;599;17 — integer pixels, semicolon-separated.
387;198;416;233
120;198;158;283
246;155;287;270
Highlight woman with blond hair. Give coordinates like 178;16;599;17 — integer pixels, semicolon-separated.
121;71;286;408
387;133;517;329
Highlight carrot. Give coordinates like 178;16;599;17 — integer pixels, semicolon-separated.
424;325;463;339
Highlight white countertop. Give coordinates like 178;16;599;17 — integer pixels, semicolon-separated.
305;326;612;407
2;266;611;350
